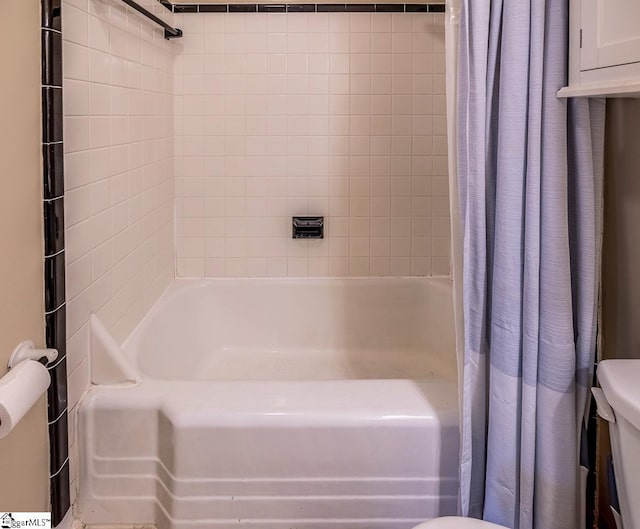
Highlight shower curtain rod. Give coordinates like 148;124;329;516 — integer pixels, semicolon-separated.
120;0;183;39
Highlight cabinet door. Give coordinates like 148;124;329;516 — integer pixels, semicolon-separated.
581;0;640;71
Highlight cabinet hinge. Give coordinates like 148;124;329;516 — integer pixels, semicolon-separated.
580;28;583;49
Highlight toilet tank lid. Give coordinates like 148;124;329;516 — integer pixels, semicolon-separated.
598;360;640;430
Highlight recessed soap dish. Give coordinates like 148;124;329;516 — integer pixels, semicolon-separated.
292;216;324;239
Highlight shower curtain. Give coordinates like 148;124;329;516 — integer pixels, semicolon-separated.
451;1;605;528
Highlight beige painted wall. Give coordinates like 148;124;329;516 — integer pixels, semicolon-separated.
0;0;50;512
602;99;640;362
597;99;640;529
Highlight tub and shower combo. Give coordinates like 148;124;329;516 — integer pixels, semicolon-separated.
78;277;459;528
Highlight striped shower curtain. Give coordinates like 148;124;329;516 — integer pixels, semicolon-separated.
454;1;605;528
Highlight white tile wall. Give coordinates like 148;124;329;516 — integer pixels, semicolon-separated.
61;3;450;509
173;11;450;278
62;0;177;505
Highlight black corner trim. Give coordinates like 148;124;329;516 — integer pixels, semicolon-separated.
428;3;445;11
41;4;69;526
42;87;63;143
42;30;63;87
43;198;65;256
50;459;70;527
47;356;68;423
43;143;64;200
45;306;66;356
48;411;69;477
41;0;62;30
44;251;65;313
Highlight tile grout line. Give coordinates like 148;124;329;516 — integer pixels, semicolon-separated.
49;458;70;479
44;301;66;316
48;407;68;426
47;354;67;371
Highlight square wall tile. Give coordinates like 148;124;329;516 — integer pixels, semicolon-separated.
171;11;451;279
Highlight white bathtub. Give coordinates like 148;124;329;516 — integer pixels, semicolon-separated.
78;277;459;529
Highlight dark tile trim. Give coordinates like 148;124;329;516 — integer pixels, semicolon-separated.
317;3;345;10
50;460;70;525
198;3;228;10
374;3;404;11
167;2;446;13
346;3;375;10
43;143;64;200
159;0;174;10
45;307;66;358
42;30;62;87
42;0;61;30
287;3;316;11
44;252;65;313
43;198;65;256
47;357;68;435
173;3;198;11
41;2;69;523
48;411;69;476
258;4;287;11
42;87;63;143
229;3;258;11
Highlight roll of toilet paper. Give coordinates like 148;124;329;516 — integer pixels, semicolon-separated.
0;360;51;439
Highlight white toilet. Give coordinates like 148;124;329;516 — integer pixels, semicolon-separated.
412;517;505;528
594;359;640;529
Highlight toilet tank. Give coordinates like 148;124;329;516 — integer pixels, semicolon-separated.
597;360;640;529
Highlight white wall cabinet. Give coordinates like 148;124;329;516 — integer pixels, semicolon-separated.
559;0;640;98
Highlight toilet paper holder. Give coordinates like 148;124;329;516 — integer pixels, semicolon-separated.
8;341;58;369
